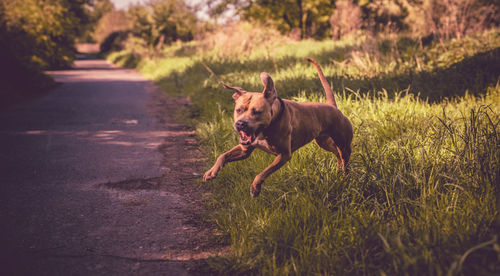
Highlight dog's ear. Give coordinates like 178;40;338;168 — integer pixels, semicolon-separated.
260;72;276;101
222;82;245;101
232;92;241;101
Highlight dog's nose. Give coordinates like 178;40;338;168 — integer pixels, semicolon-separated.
234;120;248;131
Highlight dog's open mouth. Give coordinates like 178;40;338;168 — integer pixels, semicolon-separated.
239;130;255;145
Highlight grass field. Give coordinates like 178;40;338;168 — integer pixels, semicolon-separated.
109;26;500;275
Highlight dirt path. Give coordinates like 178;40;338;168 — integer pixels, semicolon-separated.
0;60;222;275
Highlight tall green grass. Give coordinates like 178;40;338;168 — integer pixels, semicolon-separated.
197;88;499;275
109;27;500;275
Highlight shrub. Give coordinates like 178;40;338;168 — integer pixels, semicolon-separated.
2;0;88;69
99;30;131;53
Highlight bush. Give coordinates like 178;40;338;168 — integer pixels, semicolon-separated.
99;30;131;53
0;4;54;103
2;0;89;69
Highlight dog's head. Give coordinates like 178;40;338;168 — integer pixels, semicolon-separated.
223;72;277;145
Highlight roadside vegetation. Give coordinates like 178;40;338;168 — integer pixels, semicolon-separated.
4;0;498;274
0;0;116;107
105;0;499;271
109;25;499;274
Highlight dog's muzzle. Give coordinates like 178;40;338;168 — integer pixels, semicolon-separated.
234;120;255;145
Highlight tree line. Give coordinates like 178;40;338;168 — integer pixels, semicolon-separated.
210;0;499;40
1;0;498;97
95;0;499;55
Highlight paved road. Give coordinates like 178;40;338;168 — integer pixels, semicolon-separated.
0;60;198;275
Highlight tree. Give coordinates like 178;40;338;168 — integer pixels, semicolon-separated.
93;10;129;43
209;0;335;39
79;0;115;42
127;0;197;48
128;4;155;46
401;0;500;39
2;0;90;68
0;0;90;99
151;0;196;45
330;0;362;39
358;0;408;33
90;0;114;21
0;3;48;94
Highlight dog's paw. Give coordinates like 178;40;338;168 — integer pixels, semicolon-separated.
250;185;261;197
203;169;217;182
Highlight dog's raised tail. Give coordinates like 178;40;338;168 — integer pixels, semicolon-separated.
306;58;337;107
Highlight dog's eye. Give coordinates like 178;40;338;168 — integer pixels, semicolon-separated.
236;108;243;114
251;108;262;116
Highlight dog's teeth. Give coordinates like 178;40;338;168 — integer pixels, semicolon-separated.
239;130;250;142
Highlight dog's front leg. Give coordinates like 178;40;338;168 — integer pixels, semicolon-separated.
203;144;254;181
250;151;291;197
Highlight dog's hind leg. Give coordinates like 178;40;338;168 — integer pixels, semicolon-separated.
315;136;342;168
337;145;351;173
316;135;351;173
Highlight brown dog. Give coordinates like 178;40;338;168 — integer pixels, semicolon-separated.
203;58;353;197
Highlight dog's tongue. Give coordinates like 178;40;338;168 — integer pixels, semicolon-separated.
239;130;253;144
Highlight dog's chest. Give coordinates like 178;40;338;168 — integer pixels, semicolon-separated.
254;138;279;155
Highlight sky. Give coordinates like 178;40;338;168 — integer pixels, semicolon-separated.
110;0;145;10
111;0;205;10
110;0;211;20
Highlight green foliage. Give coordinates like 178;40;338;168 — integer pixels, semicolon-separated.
99;30;131;53
212;0;334;39
107;48;144;69
78;0;115;43
2;0;89;69
110;28;500;275
360;0;408;32
245;0;334;39
0;10;53;98
212;0;499;39
0;0;89;101
127;0;197;49
93;10;129;44
90;0;114;21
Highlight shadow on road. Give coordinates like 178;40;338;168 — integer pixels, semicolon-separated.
0;59;221;275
